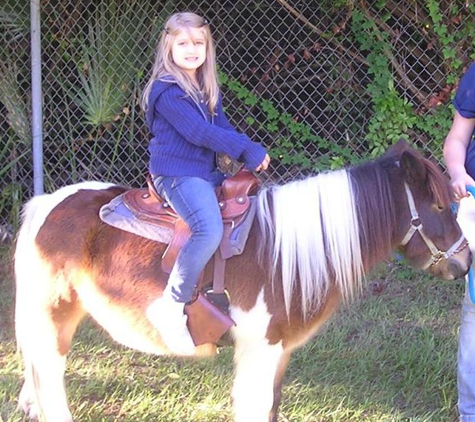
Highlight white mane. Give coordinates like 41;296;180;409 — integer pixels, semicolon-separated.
256;169;364;317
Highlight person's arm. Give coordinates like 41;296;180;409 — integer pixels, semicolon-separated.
443;110;475;197
212;94;270;171
156;87;268;170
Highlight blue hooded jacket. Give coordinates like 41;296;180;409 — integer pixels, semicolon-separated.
146;77;267;181
454;61;475;178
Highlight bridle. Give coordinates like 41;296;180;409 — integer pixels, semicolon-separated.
399;182;468;270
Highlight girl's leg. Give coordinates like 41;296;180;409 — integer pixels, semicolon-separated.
147;175;223;355
161;175;223;302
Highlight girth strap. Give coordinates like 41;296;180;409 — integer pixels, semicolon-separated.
212;250;226;295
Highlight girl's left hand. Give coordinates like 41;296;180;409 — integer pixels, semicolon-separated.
255;154;270;172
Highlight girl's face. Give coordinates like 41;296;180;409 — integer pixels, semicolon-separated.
171;27;207;80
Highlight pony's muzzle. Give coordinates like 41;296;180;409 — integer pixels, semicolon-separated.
431;249;472;281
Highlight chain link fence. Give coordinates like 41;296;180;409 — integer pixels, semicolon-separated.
1;0;475;237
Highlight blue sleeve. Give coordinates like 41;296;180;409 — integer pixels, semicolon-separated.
466;141;475;179
454;61;475;119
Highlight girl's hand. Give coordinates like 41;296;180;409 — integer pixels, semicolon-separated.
452;173;475;200
255;154;270;172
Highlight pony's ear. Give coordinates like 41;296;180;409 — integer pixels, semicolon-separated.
384;139;411;157
400;149;427;186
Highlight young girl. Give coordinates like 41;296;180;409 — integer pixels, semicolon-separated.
443;61;475;421
141;12;270;355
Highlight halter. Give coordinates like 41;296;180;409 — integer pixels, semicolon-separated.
399;182;468;270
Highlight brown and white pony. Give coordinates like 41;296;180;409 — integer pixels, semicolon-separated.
14;141;471;422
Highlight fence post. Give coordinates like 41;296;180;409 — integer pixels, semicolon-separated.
30;0;44;195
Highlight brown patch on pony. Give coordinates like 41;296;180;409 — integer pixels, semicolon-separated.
35;187;168;319
266;285;343;350
55;296;86;356
36;187;126;273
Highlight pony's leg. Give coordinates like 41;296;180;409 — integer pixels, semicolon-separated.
231;291;290;422
269;352;292;422
16;289;85;422
18;352;72;422
18;365;40;420
232;338;288;422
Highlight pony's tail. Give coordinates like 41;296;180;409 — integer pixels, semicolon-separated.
14;196;45;352
14;195;53;417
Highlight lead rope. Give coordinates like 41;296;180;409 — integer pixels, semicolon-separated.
464;186;475;303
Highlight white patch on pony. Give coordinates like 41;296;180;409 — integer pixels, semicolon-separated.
230;289;272;340
257;170;364;317
230;290;284;422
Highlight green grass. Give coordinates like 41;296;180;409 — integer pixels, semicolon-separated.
0;245;466;421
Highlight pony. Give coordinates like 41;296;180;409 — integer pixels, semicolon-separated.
13;140;471;422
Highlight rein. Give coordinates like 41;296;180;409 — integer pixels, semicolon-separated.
400;182;468;270
465;186;475;303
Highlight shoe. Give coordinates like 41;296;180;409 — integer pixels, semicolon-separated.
147;295;196;355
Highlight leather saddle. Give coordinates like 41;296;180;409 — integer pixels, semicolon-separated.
122;169;261;270
121;169;261;346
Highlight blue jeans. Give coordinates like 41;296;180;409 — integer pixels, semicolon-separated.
153;172;225;303
457;197;475;421
459;278;475;421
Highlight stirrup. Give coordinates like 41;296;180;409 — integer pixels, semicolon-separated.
185;293;235;346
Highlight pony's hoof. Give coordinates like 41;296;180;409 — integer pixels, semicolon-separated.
18;397;40;421
18;385;36;419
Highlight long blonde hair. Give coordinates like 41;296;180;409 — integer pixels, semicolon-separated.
142;12;219;114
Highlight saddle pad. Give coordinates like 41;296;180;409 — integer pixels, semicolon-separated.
100;193;257;257
220;197;257;258
99;193;173;244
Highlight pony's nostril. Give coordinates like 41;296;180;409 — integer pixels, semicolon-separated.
448;260;470;280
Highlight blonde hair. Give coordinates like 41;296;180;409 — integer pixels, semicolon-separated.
142;12;219;114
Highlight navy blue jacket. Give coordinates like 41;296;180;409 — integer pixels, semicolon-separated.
146;77;267;181
454;62;475;178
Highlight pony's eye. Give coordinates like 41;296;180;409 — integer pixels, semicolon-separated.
433;203;444;212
